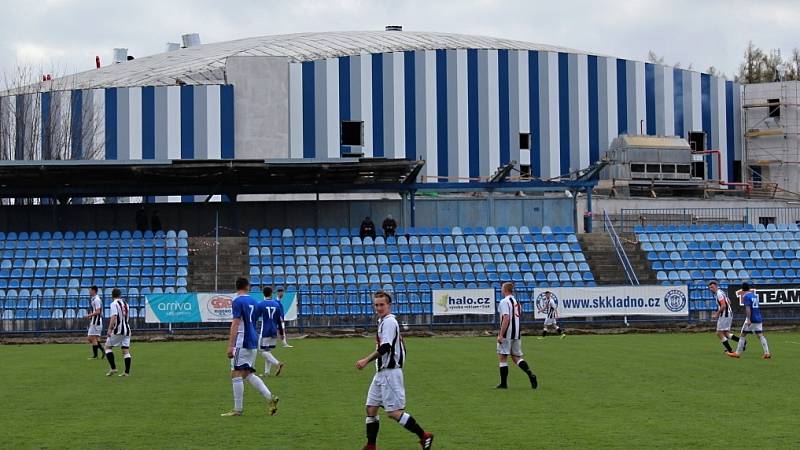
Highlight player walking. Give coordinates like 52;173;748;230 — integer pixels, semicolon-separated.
257;286;286;377
84;286;105;359
537;290;566;339
497;282;538;389
708;281;740;353
104;289;132;377
221;277;279;417
356;290;434;450
276;288;293;347
727;282;771;359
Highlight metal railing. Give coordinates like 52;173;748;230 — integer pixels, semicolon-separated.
603;210;639;286
619;207;800;233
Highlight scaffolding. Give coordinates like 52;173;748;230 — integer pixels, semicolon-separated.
742;81;800;194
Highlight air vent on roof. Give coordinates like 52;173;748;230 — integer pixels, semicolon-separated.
181;33;201;48
385;25;402;31
113;48;128;64
166;42;180;52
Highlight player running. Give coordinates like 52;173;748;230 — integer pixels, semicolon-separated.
275;288;293;347
496;282;538;389
537;290;566;339
726;282;771;359
85;286;105;359
708;281;740;353
356;290;434;450
104;289;132;377
257;286;286;377
222;277;279;417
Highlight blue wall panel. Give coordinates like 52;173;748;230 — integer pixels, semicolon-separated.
725;81;736;182
436;49;448;178
645;63;656;135
528;51;541;177
104;88;117;161
220;85;235;159
371;53;384;158
498;49;510;166
467;49;479;179
673;68;684;138
404;51;417;162
587;55;599;164
302;61;316;158
616;59;628;134
70;90;83;160
141;86;155;160
558;53;570;173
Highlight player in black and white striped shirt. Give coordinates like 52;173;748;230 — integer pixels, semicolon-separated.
496;282;537;389
84;286;105;359
709;281;740;353
355;290;434;450
104;289;132;377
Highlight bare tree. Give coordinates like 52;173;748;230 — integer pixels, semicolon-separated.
647;50;665;65
0;64;105;204
786;48;800;81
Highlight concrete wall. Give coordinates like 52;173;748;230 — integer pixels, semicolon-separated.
226;56;289;159
0;196;576;235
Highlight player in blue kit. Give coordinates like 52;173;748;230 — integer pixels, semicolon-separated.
221;277;279;417
726;282;771;359
257;286;286;377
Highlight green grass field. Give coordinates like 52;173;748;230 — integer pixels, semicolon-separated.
2;332;799;449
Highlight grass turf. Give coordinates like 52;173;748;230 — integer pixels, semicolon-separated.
1;332;799;449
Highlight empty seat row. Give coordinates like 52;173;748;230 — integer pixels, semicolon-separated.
250;226;577;239
0;230;188;241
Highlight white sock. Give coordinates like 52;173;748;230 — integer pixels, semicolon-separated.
735;336;746;354
265;352;280;366
261;351;272;374
759;335;770;354
232;377;244;412
246;373;273;400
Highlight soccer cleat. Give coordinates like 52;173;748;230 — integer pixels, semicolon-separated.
282;343;293;348
763;353;772;359
560;333;567;339
420;432;434;449
275;362;285;376
495;384;508;389
88;356;98;360
268;396;279;416
725;352;740;358
529;373;538;389
220;410;242;417
361;445;376;450
106;369;118;376
537;337;545;340
118;373;129;377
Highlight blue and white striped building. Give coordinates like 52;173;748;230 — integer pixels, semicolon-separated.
0;30;743;188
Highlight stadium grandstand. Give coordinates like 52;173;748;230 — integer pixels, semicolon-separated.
1;27;800;335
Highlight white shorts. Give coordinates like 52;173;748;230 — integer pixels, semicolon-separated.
260;337;278;350
741;322;764;333
544;318;557;327
106;334;131;348
716;316;733;332
88;323;102;336
231;347;257;372
497;339;523;357
366;369;406;412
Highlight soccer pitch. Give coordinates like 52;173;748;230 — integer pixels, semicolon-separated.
2;332;799;449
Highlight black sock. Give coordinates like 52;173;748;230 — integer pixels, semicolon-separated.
518;360;534;377
124;356;131;374
401;414;425;439
91;344;98;358
499;365;509;386
557;327;564;335
722;340;733;352
106;351;116;370
730;335;740;342
100;345;106;359
366;417;379;445
542;330;547;337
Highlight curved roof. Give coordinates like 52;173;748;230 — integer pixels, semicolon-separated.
32;31;593;90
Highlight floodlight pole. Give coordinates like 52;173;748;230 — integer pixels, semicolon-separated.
214;211;219;292
409;190;416;227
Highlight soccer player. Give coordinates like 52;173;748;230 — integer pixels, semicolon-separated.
221;277;279;417
355;290;434;450
104;289;132;377
257;286;285;377
708;281;740;353
496;282;538;389
84;286;105;359
537;290;566;339
276;288;293;347
727;282;771;359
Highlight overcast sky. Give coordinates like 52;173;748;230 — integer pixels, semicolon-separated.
1;0;798;81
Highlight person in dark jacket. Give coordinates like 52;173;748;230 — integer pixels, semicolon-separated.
382;215;397;237
135;207;148;232
360;217;376;239
151;211;163;233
